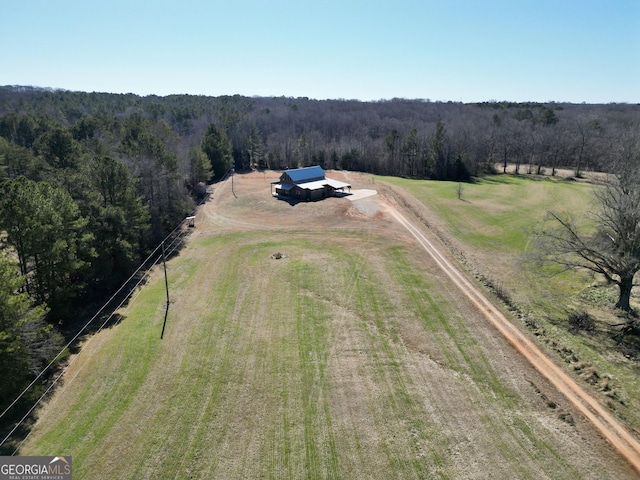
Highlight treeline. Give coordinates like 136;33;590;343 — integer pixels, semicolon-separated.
0;89;215;433
0;86;638;438
2;87;638;182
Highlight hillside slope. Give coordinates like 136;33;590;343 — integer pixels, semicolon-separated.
20;171;636;479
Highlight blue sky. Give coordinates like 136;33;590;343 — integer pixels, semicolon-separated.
1;0;638;103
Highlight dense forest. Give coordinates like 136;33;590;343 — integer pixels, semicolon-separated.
0;85;639;442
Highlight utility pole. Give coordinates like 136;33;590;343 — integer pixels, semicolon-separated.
231;167;237;198
160;241;170;339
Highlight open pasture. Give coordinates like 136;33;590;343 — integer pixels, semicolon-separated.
380;174;640;438
20;171;636;479
377;174;598;305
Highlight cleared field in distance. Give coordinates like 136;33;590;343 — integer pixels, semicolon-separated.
20;171;637;479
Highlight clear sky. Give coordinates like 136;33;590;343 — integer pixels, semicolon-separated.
1;0;638;103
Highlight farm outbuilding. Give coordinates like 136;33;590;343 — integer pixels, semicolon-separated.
271;166;351;201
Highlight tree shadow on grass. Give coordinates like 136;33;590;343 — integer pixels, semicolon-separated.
0;310;129;455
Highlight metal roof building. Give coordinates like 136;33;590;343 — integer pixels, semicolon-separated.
272;166;351;201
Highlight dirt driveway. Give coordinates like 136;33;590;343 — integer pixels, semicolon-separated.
198;170;640;476
20;169;640;479
379;193;640;474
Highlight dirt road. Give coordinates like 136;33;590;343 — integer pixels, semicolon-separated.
210;172;640;472
20;170;639;478
381;194;640;474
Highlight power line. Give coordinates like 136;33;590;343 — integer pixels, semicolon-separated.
0;185;212;444
2;265;153;451
0;241;162;423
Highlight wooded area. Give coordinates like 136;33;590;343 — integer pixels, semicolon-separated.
0;85;638;443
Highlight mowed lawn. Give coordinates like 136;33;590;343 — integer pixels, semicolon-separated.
20;174;635;479
377;174;597;303
379;174;640;436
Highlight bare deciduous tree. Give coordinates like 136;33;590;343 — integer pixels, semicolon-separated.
538;133;640;312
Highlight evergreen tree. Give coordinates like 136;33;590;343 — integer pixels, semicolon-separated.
0;177;94;317
84;156;150;287
187;147;213;187
34;127;80;169
0;252;53;414
202;123;232;180
0;137;48;181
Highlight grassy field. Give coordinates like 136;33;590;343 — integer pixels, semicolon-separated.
377;175;599;313
19;172;637;479
379;174;640;437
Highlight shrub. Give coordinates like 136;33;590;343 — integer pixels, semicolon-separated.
568;310;595;332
